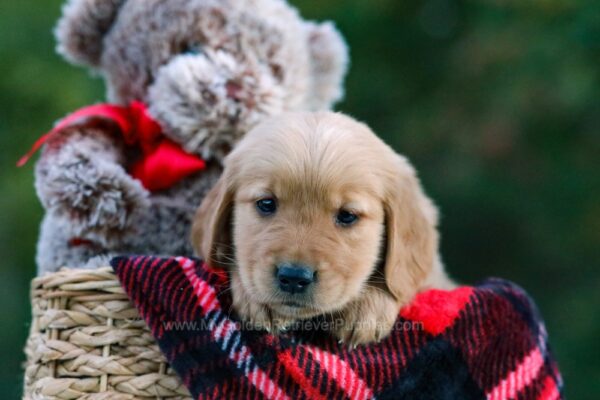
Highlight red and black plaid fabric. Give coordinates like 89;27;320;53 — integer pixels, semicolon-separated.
110;255;563;400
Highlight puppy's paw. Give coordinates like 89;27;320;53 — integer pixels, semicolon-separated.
332;288;399;347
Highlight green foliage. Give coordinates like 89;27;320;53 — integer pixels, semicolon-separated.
0;0;598;397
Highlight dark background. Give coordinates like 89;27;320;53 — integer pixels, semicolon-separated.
1;0;598;398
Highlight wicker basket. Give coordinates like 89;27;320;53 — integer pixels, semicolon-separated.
23;267;192;399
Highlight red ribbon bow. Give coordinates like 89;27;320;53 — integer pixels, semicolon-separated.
18;101;206;191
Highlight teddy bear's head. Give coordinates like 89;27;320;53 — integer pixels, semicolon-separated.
55;0;348;160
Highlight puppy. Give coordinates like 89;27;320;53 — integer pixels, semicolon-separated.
192;112;453;345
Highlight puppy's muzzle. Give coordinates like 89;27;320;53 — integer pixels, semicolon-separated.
276;262;316;294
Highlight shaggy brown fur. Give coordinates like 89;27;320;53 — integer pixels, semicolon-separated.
192;112;453;345
36;0;348;275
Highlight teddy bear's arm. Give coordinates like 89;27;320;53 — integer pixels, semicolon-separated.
34;126;149;243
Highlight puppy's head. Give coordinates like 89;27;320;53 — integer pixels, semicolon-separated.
192;112;438;321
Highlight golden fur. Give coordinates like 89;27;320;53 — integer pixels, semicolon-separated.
192;112;453;345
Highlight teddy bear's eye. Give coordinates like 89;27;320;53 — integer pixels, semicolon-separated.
181;42;204;55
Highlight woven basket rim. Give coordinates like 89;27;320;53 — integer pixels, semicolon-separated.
24;266;191;399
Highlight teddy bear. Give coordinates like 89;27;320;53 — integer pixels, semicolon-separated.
31;0;348;275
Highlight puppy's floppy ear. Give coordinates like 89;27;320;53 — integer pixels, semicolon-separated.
55;0;126;67
191;174;234;269
382;155;439;303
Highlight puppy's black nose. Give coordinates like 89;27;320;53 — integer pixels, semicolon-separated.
276;263;315;294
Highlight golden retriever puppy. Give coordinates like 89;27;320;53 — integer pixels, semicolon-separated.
192;112;453;346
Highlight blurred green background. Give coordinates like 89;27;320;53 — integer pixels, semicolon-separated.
1;0;598;398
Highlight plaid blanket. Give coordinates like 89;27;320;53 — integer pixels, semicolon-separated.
110;255;563;400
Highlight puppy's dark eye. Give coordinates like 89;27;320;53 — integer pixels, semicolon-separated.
256;198;277;216
336;209;359;226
